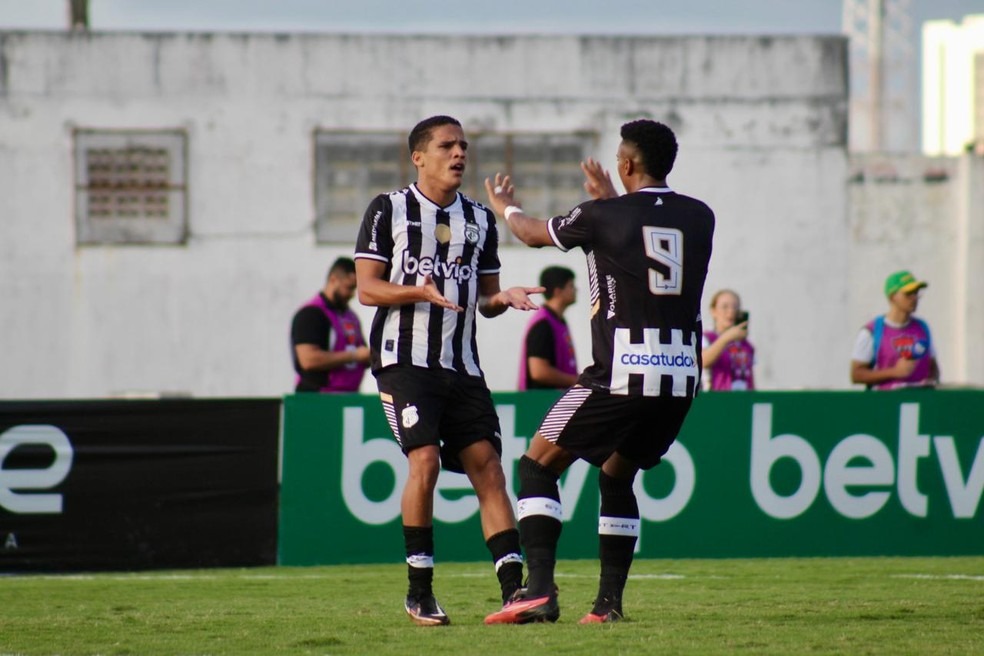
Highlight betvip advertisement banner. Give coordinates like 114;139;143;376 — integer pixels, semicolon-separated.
279;390;984;565
0;399;281;571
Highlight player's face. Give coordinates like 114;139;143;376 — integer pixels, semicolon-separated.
711;292;740;329
413;124;468;195
615;141;636;188
329;272;358;309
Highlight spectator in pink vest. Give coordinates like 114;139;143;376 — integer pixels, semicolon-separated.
291;257;370;392
851;270;940;390
701;289;754;390
519;266;580;390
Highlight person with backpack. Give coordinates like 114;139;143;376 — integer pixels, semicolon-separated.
850;270;940;390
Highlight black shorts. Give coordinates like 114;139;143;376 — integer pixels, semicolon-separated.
537;386;693;470
374;365;502;474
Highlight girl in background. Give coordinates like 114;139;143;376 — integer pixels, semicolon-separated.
702;289;754;391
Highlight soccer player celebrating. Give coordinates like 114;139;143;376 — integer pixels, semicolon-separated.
354;116;542;626
483;120;715;624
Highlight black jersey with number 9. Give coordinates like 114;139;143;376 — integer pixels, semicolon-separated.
547;187;714;398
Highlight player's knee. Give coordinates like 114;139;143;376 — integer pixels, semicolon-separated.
465;456;507;492
598;470;635;496
407;446;441;481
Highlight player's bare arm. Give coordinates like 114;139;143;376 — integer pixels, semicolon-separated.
477;274;544;318
484;174;555;247
355;258;463;312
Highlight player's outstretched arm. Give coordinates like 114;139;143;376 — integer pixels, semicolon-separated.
484;174;555;248
477;274;544;318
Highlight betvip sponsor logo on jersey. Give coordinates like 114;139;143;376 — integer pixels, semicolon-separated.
401;252;474;282
0;425;73;514
610;327;699;396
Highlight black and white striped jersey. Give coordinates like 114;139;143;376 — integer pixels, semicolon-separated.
354;183;501;377
547;187;715;398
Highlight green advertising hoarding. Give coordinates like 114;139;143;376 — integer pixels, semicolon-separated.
278;390;984;565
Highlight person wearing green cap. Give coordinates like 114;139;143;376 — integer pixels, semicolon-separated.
850;270;940;390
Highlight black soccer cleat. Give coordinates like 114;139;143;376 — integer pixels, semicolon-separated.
404;594;451;626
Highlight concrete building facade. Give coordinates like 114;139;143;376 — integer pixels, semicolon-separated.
922;14;984;155
0;31;980;398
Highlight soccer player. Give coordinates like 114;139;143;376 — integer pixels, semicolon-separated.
354;116;543;626
483;120;715;624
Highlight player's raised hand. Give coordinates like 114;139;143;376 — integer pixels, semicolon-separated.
499;286;545;311
485;173;518;216
421;274;463;312
582;158;618;200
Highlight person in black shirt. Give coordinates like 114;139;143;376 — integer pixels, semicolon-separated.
483;120;715;625
354;116;542;627
519;266;579;390
290;257;370;392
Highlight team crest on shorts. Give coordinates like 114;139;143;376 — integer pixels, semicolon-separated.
464;223;480;244
402;405;419;428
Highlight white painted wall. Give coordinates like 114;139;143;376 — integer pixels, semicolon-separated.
847;154;984;387
1;31;976;398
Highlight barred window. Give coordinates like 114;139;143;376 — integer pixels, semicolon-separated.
74;130;188;245
314;130;597;244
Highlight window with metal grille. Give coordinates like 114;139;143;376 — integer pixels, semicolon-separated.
74;130;188;245
314;130;597;244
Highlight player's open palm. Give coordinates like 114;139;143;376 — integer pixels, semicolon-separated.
421;275;463;312
581;158;618;200
500;286;545;311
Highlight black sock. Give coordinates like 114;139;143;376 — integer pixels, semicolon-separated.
486;529;523;602
404;525;434;599
517;455;562;597
596;471;639;609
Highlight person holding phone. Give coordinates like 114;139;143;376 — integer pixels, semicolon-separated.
701;289;755;390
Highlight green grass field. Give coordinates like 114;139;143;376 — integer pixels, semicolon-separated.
1;557;982;655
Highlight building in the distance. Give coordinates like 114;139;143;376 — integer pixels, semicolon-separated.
922;14;984;155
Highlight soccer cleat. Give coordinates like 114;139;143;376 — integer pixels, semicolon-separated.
579;608;624;624
484;588;560;624
404;594;451;626
579;595;624;624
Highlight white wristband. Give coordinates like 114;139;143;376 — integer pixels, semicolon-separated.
504;205;523;221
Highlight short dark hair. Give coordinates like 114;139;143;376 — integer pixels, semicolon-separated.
327;257;356;281
539;266;576;300
408;115;462;154
620;120;678;180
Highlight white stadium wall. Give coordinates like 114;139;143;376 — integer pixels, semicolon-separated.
0;31;979;397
